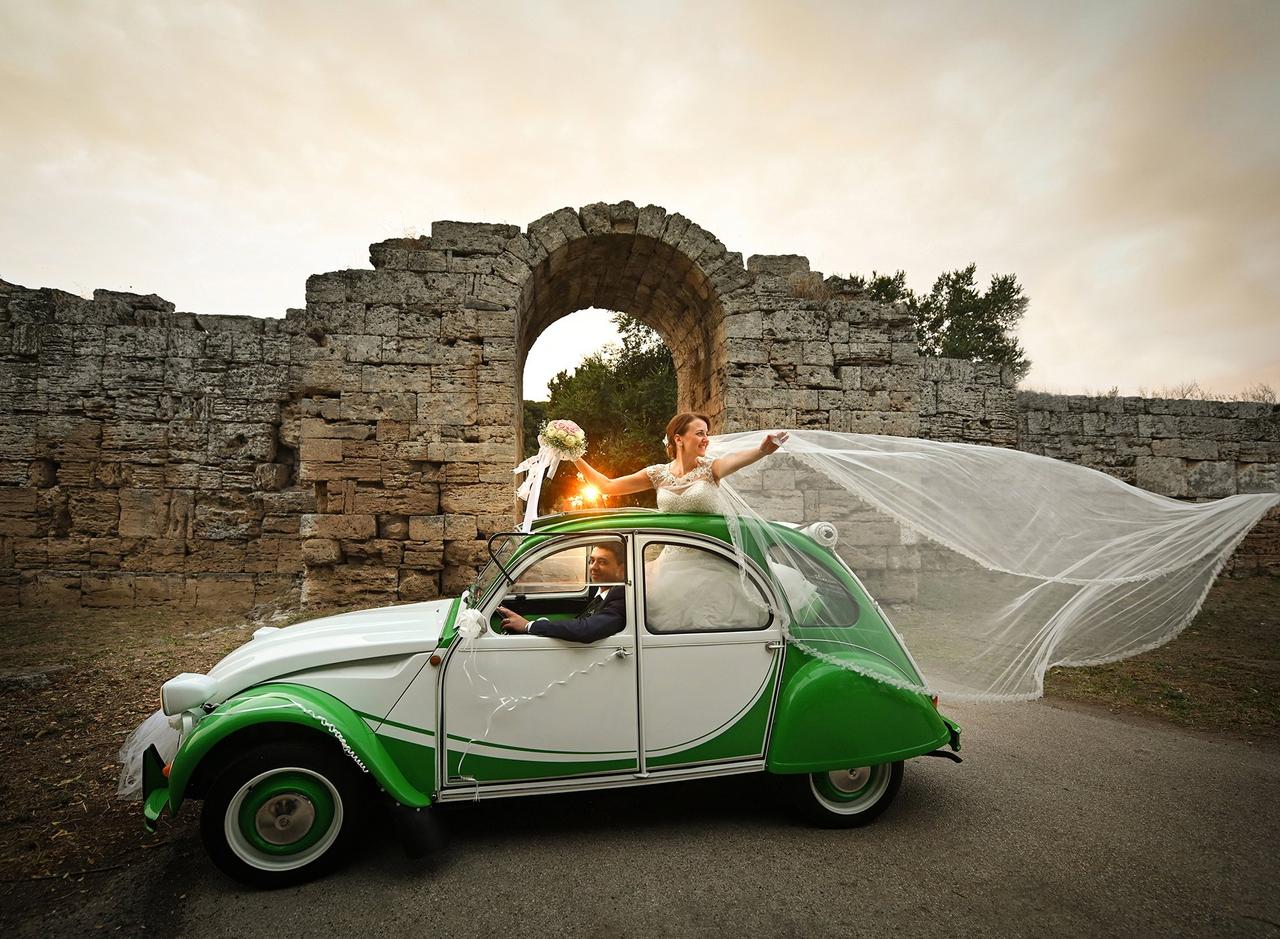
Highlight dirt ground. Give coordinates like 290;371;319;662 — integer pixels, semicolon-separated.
0;575;1275;903
0;606;303;893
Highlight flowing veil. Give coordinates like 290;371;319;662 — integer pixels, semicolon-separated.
709;430;1278;702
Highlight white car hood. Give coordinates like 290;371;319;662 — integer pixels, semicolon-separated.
205;598;456;703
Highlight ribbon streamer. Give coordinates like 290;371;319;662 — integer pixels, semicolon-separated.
513;440;564;530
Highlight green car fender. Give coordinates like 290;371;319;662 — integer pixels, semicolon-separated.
157;683;431;820
767;655;954;773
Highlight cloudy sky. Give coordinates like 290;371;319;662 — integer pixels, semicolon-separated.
2;0;1277;400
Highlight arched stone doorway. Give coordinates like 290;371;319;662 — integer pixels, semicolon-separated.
294;201;920;607
509;203;746;438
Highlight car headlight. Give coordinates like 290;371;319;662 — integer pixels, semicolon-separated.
161;673;218;716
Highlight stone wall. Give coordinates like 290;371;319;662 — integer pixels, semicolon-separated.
0;284;303;611
2;200;1275;613
918;357;1019;446
1017;392;1280;574
296;205;925;607
727;255;920;438
1;203;924;611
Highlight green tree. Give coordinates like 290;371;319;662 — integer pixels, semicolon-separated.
523;313;675;508
851;264;1032;379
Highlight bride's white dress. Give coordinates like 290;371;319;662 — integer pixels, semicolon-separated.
644;458;808;631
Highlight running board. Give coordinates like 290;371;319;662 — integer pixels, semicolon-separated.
436;760;766;802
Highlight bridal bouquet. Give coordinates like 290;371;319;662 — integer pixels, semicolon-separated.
515;418;587;528
538;419;588;461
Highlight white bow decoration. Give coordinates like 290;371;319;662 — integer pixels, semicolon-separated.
513;443;562;531
456;607;488;640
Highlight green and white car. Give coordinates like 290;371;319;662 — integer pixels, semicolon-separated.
141;509;962;887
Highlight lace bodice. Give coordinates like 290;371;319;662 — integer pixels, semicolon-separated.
646;457;723;514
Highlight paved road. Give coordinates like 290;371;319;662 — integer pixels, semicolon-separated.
17;700;1280;938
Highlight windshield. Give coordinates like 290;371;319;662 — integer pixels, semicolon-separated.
468;532;527;607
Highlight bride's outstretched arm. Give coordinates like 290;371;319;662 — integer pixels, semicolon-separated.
711;431;790;482
574;458;654;496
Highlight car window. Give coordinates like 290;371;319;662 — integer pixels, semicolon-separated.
769;548;861;627
642;542;771;634
511;544;590;595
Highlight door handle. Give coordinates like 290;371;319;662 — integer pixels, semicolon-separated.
765;640;783;651
617;647;634;657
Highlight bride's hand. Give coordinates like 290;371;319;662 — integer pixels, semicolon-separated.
760;430;789;455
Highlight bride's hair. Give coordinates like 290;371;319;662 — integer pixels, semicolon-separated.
665;412;710;459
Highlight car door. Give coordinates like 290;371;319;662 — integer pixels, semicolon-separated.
439;533;638;788
635;533;784;772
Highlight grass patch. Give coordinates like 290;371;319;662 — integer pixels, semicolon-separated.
1045;576;1280;743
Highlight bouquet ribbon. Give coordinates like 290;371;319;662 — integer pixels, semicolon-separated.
513;442;563;530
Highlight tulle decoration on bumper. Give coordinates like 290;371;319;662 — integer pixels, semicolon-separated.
707;430;1278;702
514;419;587;529
117;709;182;800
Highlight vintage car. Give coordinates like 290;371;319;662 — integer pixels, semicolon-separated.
141;508;962;887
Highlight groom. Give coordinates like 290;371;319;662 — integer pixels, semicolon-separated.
497;542;627;643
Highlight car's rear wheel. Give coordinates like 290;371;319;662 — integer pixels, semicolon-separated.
794;761;903;828
200;740;368;888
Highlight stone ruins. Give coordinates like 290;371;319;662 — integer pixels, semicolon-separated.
1;202;1276;612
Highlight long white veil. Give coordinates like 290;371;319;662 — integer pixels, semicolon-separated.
709;430;1278;702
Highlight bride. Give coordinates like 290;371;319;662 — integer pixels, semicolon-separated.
574;413;791;630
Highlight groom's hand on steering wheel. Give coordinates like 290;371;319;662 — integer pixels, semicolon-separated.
497;606;531;634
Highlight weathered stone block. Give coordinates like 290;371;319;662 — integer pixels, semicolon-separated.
408;515;445;543
379;515;410;539
747;254;810;276
69;491;120;536
1151;438;1219;460
444;513;478;541
193;574;256;612
399;571;441;600
82;572;135;608
254;463;291;492
18;572;81;608
430;221;522;254
1186;460;1236;498
133;574;189;606
1134;456;1187;497
300;514;377;540
301;538;343;566
1238;462;1279;494
300;439;343;462
402;546;445;570
339;392;417;422
118;489;170;538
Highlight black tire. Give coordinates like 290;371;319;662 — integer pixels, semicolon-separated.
793;761;903;829
199;740;369;888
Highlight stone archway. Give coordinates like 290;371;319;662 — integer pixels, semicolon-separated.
283;200;920;607
507;203;748;436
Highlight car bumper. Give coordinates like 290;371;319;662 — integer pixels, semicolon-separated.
941;715;962;751
141;744;172;832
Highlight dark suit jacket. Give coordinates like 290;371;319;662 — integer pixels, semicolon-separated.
527;586;625;643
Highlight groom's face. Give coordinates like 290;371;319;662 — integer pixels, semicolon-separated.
588;546;625;585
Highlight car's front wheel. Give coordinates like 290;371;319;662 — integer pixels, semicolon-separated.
200;740;368;888
794;761;903;828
